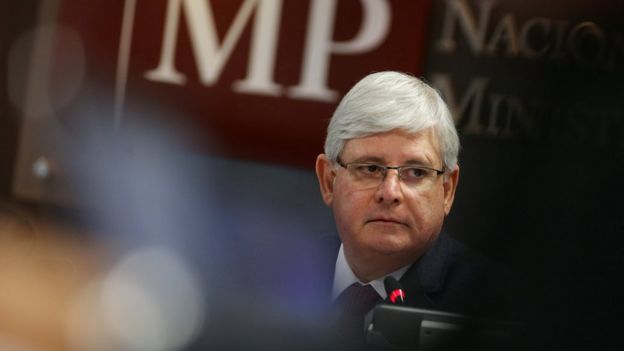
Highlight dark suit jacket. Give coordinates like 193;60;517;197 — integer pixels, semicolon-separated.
323;231;518;319
198;232;522;351
397;232;516;318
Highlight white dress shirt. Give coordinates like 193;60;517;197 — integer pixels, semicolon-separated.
332;244;411;300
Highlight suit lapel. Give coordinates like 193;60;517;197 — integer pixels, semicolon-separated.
399;232;456;308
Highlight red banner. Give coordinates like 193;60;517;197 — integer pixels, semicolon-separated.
52;0;432;167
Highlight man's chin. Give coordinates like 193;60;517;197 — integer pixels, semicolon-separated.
367;237;413;256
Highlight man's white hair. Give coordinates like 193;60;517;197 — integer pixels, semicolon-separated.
324;71;460;171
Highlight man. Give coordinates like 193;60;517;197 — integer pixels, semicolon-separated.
315;71;512;341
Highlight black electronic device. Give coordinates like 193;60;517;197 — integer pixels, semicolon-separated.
365;304;524;350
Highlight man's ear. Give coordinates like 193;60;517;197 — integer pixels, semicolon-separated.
443;165;460;215
316;154;336;206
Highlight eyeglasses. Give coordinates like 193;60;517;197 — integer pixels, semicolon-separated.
336;158;445;189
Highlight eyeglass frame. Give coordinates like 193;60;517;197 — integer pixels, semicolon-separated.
335;157;446;187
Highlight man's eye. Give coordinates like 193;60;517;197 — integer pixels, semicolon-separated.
403;167;427;179
355;164;383;175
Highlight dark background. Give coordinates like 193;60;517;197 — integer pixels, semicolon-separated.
0;1;38;199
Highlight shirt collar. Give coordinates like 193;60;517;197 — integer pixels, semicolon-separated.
332;244;411;300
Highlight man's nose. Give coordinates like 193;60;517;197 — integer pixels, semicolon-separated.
375;170;403;204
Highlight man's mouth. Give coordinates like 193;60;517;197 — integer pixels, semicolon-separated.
367;217;408;227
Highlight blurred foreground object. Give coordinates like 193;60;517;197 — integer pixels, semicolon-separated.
0;203;95;350
0;203;206;351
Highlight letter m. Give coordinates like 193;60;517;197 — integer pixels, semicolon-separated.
145;0;283;96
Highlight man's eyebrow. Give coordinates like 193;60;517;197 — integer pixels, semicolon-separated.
349;156;435;166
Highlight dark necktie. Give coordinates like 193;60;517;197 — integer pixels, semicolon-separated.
333;282;381;339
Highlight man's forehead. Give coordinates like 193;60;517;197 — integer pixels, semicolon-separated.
343;128;439;151
341;128;441;161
